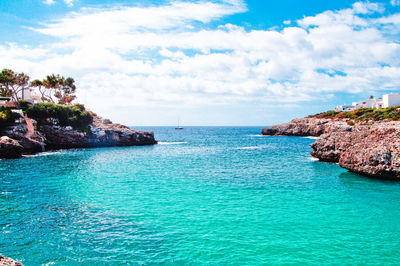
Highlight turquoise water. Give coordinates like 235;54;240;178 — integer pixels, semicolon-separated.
2;127;400;265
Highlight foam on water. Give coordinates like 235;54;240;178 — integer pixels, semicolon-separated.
22;151;63;157
303;136;318;140
158;141;188;145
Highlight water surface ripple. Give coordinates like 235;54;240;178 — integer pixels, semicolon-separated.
1;127;400;265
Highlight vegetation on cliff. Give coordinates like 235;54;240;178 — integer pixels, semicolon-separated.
26;103;93;132
0;68;86;131
309;106;400;122
0;107;20;129
0;68;76;107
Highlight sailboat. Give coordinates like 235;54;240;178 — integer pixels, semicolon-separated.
175;119;184;130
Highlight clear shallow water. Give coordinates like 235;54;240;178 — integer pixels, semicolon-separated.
1;127;400;265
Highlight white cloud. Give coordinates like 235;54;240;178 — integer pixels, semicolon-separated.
43;0;56;5
352;2;384;14
63;0;75;7
391;0;400;6
2;0;400;124
42;0;76;7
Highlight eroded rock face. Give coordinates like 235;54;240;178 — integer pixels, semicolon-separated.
263;118;400;180
0;112;157;159
261;117;352;136
330;127;400;179
0;254;23;266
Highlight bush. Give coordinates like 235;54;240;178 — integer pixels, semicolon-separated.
309;110;340;119
18;100;33;112
0;107;21;129
311;106;400;123
26;103;93;132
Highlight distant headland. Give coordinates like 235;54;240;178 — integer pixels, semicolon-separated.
262;99;400;180
0;68;157;159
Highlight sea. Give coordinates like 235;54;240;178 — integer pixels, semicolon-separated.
1;126;400;265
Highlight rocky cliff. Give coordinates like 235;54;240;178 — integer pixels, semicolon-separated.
262;117;400;180
0;112;157;159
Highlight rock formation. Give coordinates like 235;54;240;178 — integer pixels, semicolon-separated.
261;117;353;136
0;254;23;266
0;112;157;159
263;117;400;180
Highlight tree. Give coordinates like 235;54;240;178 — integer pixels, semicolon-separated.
31;74;77;105
55;76;76;105
0;69;30;104
31;79;53;103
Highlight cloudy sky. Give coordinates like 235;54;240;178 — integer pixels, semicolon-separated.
1;0;400;126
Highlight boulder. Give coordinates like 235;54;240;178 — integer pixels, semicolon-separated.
0;136;23;159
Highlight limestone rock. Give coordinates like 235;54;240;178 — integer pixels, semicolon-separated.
262;117;352;136
263;118;400;180
0;254;23;266
0;112;157;159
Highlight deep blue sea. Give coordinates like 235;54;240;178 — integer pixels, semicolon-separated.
2;127;400;265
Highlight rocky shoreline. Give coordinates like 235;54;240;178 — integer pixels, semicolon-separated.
0;112;157;159
0;254;22;266
262;117;400;180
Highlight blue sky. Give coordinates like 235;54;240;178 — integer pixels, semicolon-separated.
1;0;400;126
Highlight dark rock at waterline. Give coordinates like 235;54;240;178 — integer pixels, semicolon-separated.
0;112;157;159
0;136;24;159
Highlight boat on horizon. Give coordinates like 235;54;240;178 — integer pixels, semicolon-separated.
175;119;184;130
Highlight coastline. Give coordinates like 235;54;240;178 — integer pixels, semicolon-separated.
262;117;400;180
0;111;157;159
0;254;22;266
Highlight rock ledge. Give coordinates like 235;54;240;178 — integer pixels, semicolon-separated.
262;117;400;180
0;112;157;159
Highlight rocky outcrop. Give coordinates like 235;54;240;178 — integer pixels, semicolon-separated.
0;254;23;266
263;118;400;180
0;136;24;159
261;117;353;136
0;112;157;159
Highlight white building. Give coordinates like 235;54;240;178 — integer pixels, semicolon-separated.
335;105;355;112
20;87;41;103
352;96;380;109
383;93;400;108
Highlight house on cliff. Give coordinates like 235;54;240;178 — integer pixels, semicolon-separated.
19;87;41;104
335;94;396;112
0;96;16;107
383;93;400;108
335;105;355;112
352;96;383;110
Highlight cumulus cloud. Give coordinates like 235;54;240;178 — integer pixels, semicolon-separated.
391;0;400;6
42;0;75;7
43;0;56;5
63;0;75;7
2;0;400;121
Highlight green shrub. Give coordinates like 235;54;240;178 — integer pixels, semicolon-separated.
18;100;33;112
0;107;21;129
311;106;400;122
26;103;93;132
309;110;340;119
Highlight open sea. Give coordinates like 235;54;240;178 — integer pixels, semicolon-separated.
2;127;400;265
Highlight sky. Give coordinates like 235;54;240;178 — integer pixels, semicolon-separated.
1;0;400;126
